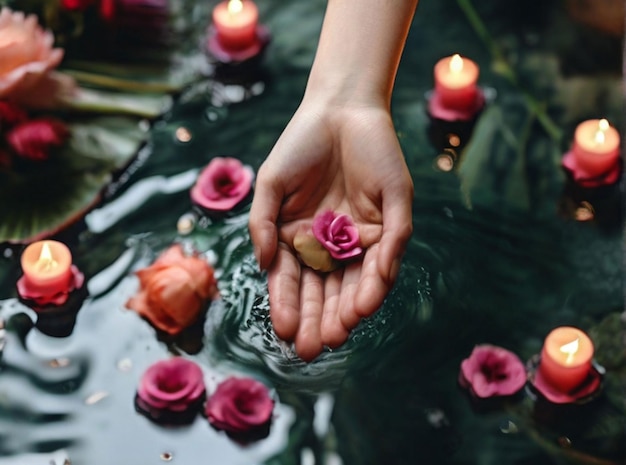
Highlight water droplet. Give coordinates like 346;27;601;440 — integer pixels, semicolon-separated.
175;127;192;143
160;451;173;461
117;358;133;372
204;106;228;126
499;420;518;434
138;120;150;132
85;391;109;405
2;248;12;258
558;436;572;448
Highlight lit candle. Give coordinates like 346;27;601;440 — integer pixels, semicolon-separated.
434;54;479;111
212;0;259;50
572;119;621;176
20;240;73;297
538;326;594;393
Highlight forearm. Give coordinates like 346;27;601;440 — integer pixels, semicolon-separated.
305;0;419;109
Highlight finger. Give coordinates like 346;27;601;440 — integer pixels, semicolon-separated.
268;243;301;342
249;165;284;270
352;243;389;319
337;260;364;331
377;182;413;285
320;270;349;348
294;268;325;362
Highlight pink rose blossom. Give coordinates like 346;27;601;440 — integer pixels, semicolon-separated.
0;8;76;108
136;357;206;422
17;265;84;306
190;157;254;213
459;344;527;398
6;118;69;161
205;377;274;437
125;244;218;335
312;211;363;260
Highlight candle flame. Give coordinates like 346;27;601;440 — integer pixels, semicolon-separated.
450;54;464;74
594;119;609;145
228;0;243;15
559;338;579;364
36;242;58;273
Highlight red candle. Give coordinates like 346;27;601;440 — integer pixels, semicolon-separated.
434;54;479;111
20;240;73;297
212;0;259;50
538;326;594;393
572;118;620;176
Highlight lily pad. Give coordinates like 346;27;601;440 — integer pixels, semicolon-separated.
0;116;148;244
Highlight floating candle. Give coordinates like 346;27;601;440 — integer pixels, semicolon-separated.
572;119;621;176
538;326;594;393
434;54;479;111
212;0;259;50
20;240;73;297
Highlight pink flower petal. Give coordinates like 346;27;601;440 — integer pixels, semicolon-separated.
312;211;363;261
459;345;526;398
205;377;274;434
190;157;254;213
137;357;205;413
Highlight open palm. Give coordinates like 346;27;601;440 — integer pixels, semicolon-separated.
249;102;413;361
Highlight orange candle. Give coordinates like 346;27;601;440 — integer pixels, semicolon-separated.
20;240;73;297
572;119;620;176
434;54;479;111
212;0;259;50
538;326;594;393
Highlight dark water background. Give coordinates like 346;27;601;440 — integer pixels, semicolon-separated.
0;0;624;464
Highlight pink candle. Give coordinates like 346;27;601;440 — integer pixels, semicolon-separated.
572;119;620;176
538;326;594;393
212;0;259;50
20;240;73;297
434;54;479;111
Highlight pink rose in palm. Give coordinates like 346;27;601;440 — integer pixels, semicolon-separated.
190;157;254;213
459;344;527;398
135;357;206;424
0;8;76;108
312;211;363;260
205;377;274;441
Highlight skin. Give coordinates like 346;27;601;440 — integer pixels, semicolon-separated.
249;0;419;361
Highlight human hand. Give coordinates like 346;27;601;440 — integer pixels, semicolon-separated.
249;99;413;361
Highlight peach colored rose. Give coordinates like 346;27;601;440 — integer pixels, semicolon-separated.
125;244;218;335
0;8;76;108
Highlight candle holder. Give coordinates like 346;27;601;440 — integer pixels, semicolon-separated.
204;25;271;84
559;158;623;231
16;267;88;338
525;354;605;431
425;87;495;155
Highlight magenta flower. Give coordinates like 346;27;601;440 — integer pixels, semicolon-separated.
6;118;69;161
190;157;254;213
459;345;527;398
205;377;274;438
135;357;206;424
312;211;363;260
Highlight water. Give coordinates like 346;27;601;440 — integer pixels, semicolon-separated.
0;0;624;463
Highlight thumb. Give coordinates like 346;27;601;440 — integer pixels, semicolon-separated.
248;166;284;270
